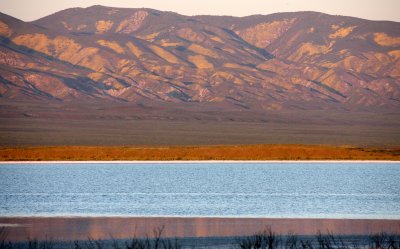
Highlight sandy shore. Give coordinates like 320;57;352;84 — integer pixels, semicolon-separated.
1;217;399;241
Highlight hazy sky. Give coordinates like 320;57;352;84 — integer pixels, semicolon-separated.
1;0;399;22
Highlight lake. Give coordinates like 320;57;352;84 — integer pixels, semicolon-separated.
0;162;399;218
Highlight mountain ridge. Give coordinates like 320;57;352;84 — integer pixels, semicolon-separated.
34;5;400;23
1;6;400;112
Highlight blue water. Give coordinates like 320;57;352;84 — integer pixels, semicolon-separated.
0;162;399;218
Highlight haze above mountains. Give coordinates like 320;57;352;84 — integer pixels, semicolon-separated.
0;6;399;146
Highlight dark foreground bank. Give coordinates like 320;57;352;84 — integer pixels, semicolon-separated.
1;229;400;249
1;217;400;242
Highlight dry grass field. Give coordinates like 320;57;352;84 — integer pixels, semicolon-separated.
1;101;399;161
1;145;399;161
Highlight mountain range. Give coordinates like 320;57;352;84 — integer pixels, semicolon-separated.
0;6;400;146
1;5;399;110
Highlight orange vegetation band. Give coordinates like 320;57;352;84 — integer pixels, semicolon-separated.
0;145;399;161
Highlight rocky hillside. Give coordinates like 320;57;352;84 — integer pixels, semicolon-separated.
1;5;400;111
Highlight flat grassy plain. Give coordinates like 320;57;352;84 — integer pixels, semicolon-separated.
1;100;400;147
1;145;399;161
1;100;399;160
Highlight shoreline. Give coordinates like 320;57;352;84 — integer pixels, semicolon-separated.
1;217;399;241
1;215;400;220
1;160;400;164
